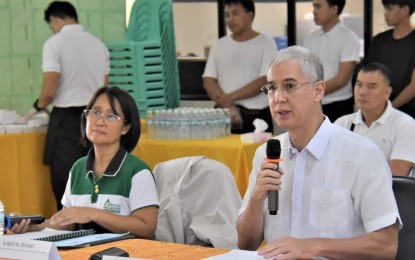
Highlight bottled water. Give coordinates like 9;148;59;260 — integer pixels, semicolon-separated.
146;107;232;140
0;198;4;237
223;108;231;136
178;110;190;139
146;110;154;139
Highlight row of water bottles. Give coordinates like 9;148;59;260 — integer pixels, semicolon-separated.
146;107;231;140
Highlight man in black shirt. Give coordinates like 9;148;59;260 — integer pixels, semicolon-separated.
365;0;415;118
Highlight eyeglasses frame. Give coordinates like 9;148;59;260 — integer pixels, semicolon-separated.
261;81;317;96
83;109;125;124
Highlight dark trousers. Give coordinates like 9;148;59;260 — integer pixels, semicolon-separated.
233;105;273;134
44;107;89;210
322;97;354;122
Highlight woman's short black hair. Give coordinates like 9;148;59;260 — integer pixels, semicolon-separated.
81;86;141;152
44;1;78;23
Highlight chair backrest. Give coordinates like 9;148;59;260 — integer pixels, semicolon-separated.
153;156;242;249
392;176;415;260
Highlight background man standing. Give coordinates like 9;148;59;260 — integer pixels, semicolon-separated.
203;0;276;134
365;0;415;118
303;0;360;122
32;1;109;210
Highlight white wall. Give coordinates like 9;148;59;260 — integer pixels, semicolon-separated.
126;1;415;58
172;3;218;57
170;1;367;58
170;1;366;57
172;2;289;57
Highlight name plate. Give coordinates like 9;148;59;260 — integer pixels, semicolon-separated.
0;237;60;260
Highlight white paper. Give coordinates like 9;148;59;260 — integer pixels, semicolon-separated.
202;250;266;260
203;250;330;260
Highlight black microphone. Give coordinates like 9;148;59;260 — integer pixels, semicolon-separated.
266;139;281;215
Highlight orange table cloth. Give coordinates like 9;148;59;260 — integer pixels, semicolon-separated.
59;239;227;259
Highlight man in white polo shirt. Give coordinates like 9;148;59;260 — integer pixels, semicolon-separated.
303;0;360;122
203;0;276;134
335;62;415;176
32;1;109;210
237;46;400;259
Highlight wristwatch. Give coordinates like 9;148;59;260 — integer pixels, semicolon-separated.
33;99;45;112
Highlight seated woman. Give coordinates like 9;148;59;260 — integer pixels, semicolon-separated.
10;86;159;239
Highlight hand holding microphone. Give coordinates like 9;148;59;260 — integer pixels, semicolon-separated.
265;139;282;215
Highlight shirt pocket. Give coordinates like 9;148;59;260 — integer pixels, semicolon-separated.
309;189;349;236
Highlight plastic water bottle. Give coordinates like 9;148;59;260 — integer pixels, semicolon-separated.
146;110;154;139
0;198;4;237
223;108;231;136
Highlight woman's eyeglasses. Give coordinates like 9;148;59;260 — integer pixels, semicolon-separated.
84;109;124;124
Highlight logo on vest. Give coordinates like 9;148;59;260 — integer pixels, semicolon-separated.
104;199;121;213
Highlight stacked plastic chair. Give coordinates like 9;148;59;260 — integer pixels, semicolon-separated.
107;0;180;117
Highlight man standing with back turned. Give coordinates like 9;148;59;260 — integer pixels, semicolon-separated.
203;0;276;134
31;1;109;210
237;46;400;259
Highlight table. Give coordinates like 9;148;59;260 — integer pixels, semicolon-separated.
0;132;57;218
0;131;262;218
133;134;262;196
59;239;227;259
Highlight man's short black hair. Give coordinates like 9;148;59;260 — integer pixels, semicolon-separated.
326;0;346;15
81;86;141;152
360;62;392;85
224;0;255;17
44;1;78;23
382;0;415;15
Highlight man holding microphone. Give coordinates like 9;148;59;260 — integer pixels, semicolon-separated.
236;46;400;259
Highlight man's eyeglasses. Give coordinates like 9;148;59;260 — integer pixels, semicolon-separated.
261;82;315;96
84;109;124;124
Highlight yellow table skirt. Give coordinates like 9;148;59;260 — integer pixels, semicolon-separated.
133;133;262;196
0;132;56;218
0;131;263;218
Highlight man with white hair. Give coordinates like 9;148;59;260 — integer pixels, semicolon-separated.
237;46;400;259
